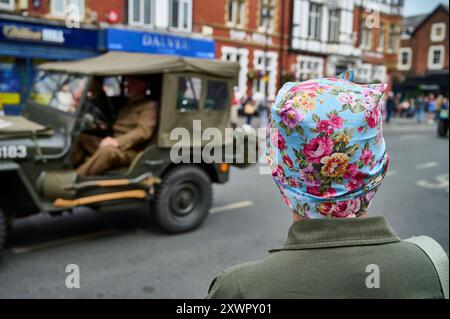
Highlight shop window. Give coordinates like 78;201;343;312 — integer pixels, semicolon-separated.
51;0;85;20
170;0;192;32
296;56;324;81
176;76;202;112
328;9;340;43
308;3;321;40
205;81;229;112
259;0;276;33
129;0;155;27
0;0;14;10
227;0;246;28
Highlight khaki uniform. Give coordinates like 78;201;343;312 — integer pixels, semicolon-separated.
72;98;158;176
207;217;446;299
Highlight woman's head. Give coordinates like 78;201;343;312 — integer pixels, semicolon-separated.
266;70;389;219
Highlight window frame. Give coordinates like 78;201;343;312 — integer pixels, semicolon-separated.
50;0;85;20
428;45;445;70
377;22;385;52
221;46;249;98
129;0;156;28
431;22;446;42
227;0;246;28
388;24;399;52
170;0;193;32
258;0;276;34
397;47;412;71
308;2;322;41
0;0;14;11
328;8;341;43
296;55;324;82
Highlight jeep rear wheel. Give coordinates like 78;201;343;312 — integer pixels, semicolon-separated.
152;165;212;234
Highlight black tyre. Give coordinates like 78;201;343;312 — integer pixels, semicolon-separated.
152;165;212;233
0;209;6;252
437;120;449;137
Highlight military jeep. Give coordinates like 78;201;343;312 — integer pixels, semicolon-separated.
0;52;255;252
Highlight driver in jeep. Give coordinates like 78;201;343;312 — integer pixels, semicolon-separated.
70;76;158;176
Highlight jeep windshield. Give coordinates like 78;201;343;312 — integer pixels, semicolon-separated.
24;71;89;132
30;71;88;113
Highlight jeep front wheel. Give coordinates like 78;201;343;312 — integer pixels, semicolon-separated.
152;165;212;234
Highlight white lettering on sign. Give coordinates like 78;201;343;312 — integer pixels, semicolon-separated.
42;29;65;43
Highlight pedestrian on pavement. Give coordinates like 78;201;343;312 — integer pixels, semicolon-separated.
207;70;449;299
416;96;427;124
385;91;396;124
255;93;269;129
231;89;241;129
242;95;255;126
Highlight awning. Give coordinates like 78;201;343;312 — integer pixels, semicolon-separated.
38;51;240;79
396;72;449;91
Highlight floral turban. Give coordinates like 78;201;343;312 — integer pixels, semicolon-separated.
266;70;389;219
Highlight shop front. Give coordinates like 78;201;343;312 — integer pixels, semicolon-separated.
105;28;215;59
0;17;100;114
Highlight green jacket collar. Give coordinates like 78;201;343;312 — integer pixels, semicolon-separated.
270;217;400;252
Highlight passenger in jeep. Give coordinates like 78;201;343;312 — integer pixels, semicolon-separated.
70;76;158;176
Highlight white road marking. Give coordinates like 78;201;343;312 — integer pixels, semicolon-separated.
416;174;449;192
210;201;254;214
417;161;439;170
11;229;118;255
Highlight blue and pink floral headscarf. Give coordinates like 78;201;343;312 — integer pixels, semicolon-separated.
266;70;389;219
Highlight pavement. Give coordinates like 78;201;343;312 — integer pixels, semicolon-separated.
0;118;448;298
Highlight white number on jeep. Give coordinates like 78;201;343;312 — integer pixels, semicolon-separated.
0;145;27;159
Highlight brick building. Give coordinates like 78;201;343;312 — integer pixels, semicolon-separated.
193;0;291;101
352;0;403;86
396;4;449;96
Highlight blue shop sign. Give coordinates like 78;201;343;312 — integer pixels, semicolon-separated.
0;21;98;50
106;28;215;59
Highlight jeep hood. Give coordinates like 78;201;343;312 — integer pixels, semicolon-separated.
0;116;53;139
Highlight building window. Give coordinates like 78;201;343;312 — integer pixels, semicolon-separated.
170;0;192;31
328;9;340;43
308;3;321;40
360;23;373;50
51;0;85;19
129;0;155;27
431;23;446;42
397;47;412;71
296;56;324;81
227;0;246;28
0;0;14;10
428;45;445;70
253;50;278;100
222;47;249;98
388;25;399;52
377;22;385;51
259;0;276;33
